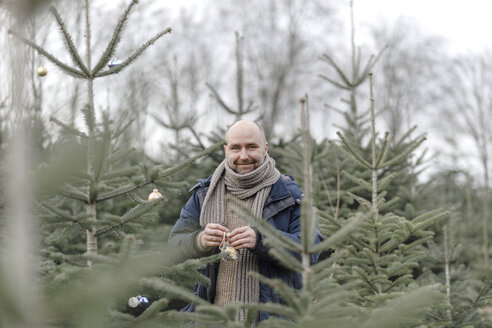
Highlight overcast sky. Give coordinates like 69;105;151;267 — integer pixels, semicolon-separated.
353;0;491;53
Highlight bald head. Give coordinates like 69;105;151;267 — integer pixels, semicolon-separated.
225;120;266;145
224;120;268;174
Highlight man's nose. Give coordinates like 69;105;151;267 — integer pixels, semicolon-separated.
239;148;248;159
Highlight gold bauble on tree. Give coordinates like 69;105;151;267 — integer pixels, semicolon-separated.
148;188;164;202
37;66;48;76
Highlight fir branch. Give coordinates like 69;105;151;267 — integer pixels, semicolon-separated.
112;116;134;141
140;277;208;306
377;196;400;212
94;27;172;78
336;132;372;169
249;272;302;313
99;166;139;181
411;210;449;232
115;235;135;266
133;298;169;323
91;0;139;75
300;96;316;252
95;201;157;236
380;136;426;168
107;147;136;165
205;83;235;114
320;54;351;87
411;208;447;224
235;32;244;115
394;125;419;149
318;75;351;90
311;289;353;314
363;285;443;328
311;249;348;275
164;311;224;325
36;202;90;230
227;195;303;252
346;192;372;210
377;172;398;191
194;304;229;321
81;104;96;133
353;46;387;87
353;45;361;77
454;280;492;321
155;181;188;189
93;118;112;181
311;213;365;253
352;266;380;293
96;182;148;202
59;185;88;202
341;170;372;192
249;302;294;319
374;131;391;169
399;238;428;253
161;255;221;287
85;252;120;266
49;7;90;75
8;30;87;78
267;247;304;272
155;141;223;181
50;117;88;138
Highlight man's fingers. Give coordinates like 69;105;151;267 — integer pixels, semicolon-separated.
231;238;254;249
229;226;249;238
206;223;229;233
229;227;254;243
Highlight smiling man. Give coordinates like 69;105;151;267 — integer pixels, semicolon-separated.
168;120;322;324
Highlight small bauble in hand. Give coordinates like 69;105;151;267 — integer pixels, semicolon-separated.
37;66;48;77
223;246;237;261
148;188;164;202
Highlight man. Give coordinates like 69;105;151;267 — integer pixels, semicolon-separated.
168;120;322;322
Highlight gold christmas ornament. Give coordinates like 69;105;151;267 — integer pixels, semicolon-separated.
219;232;237;261
223;246;237;261
148;188;164;201
37;66;48;76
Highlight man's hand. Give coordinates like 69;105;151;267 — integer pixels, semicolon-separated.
229;226;256;250
200;223;229;248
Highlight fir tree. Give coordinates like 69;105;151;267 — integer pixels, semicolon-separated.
331;74;448;309
418;170;492;327
3;1;225;327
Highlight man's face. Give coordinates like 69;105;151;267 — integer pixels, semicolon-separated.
224;121;268;174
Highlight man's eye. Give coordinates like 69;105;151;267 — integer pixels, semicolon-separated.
249;146;257;150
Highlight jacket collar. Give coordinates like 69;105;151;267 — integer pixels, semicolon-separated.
264;176;291;206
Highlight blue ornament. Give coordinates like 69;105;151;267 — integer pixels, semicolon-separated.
138;296;149;308
108;58;123;69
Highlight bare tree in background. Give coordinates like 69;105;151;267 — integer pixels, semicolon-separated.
370;17;445;141
148;8;215;160
438;51;492;268
214;0;337;140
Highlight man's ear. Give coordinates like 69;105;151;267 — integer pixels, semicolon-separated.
265;142;268;153
223;144;227;153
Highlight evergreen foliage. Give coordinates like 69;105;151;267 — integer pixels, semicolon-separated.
3;1;224;326
1;0;492;327
331;74;448;308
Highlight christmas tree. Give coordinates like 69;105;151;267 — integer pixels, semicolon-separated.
3;1;223;326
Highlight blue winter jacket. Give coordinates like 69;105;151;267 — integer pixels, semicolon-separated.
168;174;323;321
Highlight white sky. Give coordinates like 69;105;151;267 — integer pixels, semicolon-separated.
353;0;491;53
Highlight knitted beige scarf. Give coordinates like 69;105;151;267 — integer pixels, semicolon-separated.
200;155;280;320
